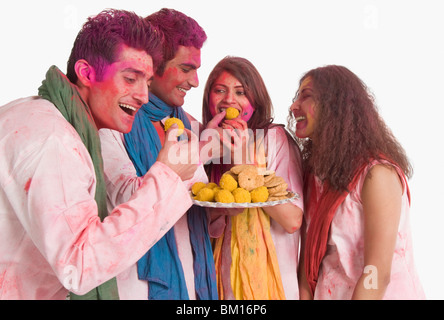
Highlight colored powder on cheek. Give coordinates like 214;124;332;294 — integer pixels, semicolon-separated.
162;66;180;81
301;105;317;137
209;102;218;118
241;104;255;122
306;104;317;127
306;111;314;121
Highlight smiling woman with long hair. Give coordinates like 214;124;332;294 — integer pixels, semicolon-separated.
203;56;304;300
289;65;425;300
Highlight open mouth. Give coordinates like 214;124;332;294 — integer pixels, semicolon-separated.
178;87;188;95
220;107;240;113
295;116;306;122
119;103;137;116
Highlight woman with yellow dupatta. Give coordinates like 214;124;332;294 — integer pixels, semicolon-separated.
201;56;304;300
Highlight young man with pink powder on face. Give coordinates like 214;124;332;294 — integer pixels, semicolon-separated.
99;8;218;300
0;9;199;300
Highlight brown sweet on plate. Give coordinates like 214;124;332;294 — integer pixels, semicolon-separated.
263;173;276;184
238;169;264;191
264;176;286;188
268;194;289;201
267;182;288;195
259;169;275;176
230;164;256;175
269;190;288;197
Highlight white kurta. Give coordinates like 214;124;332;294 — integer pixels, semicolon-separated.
312;160;425;300
0;97;192;299
99;123;208;300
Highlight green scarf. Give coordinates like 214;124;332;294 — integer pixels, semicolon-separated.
38;66;119;300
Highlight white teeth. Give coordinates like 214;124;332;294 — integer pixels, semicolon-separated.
119;104;136;111
178;88;187;93
295;116;306;122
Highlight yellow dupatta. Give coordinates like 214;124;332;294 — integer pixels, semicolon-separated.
213;130;286;299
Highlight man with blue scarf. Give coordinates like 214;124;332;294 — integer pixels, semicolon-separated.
99;8;218;299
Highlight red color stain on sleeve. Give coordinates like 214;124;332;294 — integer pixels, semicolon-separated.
24;178;32;193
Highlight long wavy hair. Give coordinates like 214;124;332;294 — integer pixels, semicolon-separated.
288;65;412;191
202;56;274;130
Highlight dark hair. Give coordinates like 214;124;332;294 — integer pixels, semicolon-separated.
202;56;274;130
288;65;412;191
145;8;207;76
66;9;162;84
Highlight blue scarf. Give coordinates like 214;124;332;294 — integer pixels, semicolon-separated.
124;93;217;300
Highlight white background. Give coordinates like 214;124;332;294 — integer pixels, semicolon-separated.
1;0;443;299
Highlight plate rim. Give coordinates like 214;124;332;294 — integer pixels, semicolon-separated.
191;190;300;208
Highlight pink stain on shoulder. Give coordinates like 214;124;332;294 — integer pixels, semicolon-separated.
24;178;32;193
73;147;83;158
